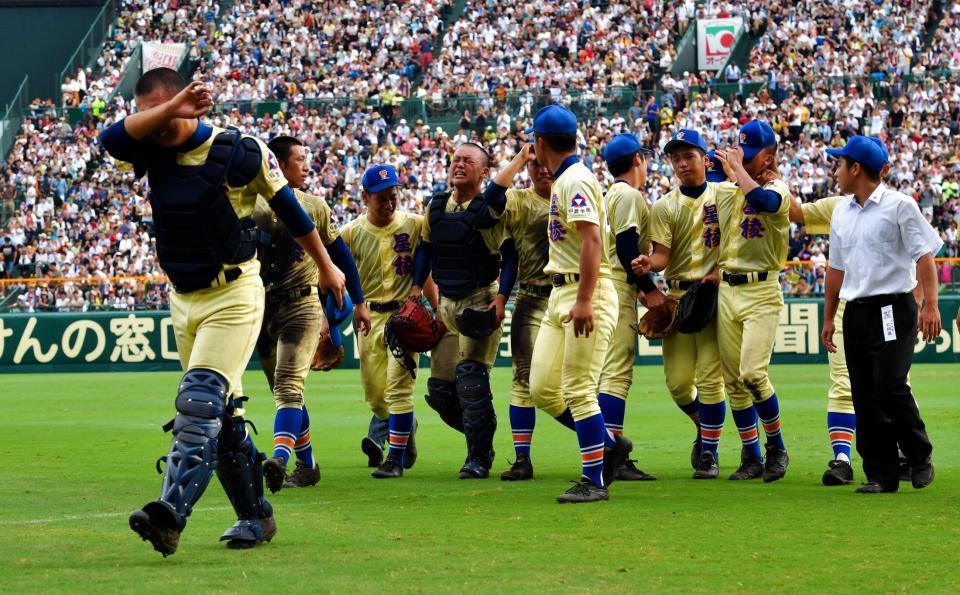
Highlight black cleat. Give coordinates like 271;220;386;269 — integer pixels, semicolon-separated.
693;451;719;479
911;459;934;489
129;501;180;557
691;435;702;470
617;459;657;481
856;481;898;494
602;434;633;486
361;436;384;468
898;456;912;481
556;479;609;504
283;460;320;488
729;447;764;480
762;444;789;483
222;516;277;549
459;458;489;479
263;457;287;494
821;459;854;486
500;454;534;481
402;419;419;470
372;457;404;479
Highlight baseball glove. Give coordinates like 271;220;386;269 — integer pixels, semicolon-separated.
311;331;344;371
384;297;447;377
676;281;719;334
637;295;680;340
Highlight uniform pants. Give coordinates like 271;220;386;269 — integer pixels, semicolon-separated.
843;293;932;487
827;300;855;414
359;309;418;418
257;293;322;409
510;289;550;408
598;279;639;399
431;283;503;379
530;279;618;421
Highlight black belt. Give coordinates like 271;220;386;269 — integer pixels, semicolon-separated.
551;273;580;287
174;267;243;293
520;283;552;297
848;292;910;306
266;285;315;304
668;280;695;290
722;271;768;286
368;300;400;312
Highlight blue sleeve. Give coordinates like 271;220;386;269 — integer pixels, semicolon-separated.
413;241;432;287
744;187;782;213
498;238;518;297
484;182;508;215
99;118;139;164
616;230;657;293
269;186;316;237
326;236;365;304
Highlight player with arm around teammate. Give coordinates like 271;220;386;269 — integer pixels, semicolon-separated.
253;136;370;493
100;69;345;555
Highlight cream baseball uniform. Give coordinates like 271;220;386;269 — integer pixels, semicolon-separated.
529;159;618;421
715;179;792;410
598;181;650;401
341;211;423;418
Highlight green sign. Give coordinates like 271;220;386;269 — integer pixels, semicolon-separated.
1;297;958;373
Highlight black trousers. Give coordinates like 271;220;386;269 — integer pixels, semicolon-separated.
842;293;933;487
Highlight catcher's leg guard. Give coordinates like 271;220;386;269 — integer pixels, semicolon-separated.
456;361;497;468
426;377;464;432
216;399;276;549
156;369;228;526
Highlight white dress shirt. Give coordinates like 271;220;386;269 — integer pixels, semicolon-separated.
829;184;943;301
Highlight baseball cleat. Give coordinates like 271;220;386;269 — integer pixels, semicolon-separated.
762;444;789;483
372;457;404;479
222;516;277;549
361;436;384;468
911;459;934;489
602;434;633;486
898;456;912;481
263;457;287;494
617;459;657;481
458;458;489;479
691;435;702;470
556;479;609;504
500;454;534;481
129;501;180;557
855;481;898;494
729;447;764;480
821;459;854;486
693;451;719;479
283;460;320;488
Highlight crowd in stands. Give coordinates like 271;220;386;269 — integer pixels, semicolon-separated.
3;0;960;311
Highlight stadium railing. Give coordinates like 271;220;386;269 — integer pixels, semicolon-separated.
56;0;117;108
0;74;28;163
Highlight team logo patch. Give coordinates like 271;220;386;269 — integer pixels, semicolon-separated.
739;133;747;144
568;193;592;216
379;168;389;180
267;153;279;170
676;131;685;140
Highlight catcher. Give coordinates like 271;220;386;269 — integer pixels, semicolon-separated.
254;136;370;493
341;164;438;478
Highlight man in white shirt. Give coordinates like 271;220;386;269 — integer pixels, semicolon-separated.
821;136;942;494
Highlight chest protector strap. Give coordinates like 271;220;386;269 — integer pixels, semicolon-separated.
427;193;500;300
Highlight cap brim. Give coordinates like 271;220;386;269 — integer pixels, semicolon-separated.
329;326;343;349
364;180;401;193
824;148;845;159
523;127;535;135
663;139;705;156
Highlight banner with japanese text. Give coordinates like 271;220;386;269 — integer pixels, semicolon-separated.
697;18;742;71
1;297;958;373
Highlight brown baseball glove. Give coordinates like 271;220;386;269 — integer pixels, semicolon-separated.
311;331;345;371
636;295;680;340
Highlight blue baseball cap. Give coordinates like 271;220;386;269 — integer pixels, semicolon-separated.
738;120;778;161
705;150;727;183
865;135;889;162
524;104;578;135
825;135;889;172
601;133;652;163
663;129;709;155
323;292;355;349
361;164;401;193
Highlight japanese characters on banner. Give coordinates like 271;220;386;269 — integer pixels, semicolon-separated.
2;299;960;372
697;18;743;71
142;42;187;72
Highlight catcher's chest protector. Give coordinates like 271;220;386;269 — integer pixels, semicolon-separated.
428;193;500;299
143;128;261;292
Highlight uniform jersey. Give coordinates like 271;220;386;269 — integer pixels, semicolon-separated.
340;211;423;304
716;179;792;273
501;188;551;285
253;189;339;291
422;190;506;255
545;159;612;277
604;181;649;284
649;182;736;281
801;195;845;234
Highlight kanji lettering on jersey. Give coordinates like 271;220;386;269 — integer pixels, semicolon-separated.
702;204;719;225
393;233;412;254
703;227;721;248
740;217;766;239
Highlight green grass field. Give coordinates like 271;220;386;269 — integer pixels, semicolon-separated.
2;364;959;593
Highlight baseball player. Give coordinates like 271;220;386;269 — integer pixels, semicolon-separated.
598;133;666;481
255;136;370;493
100;69;346;555
524;105;631;503
633;129;736;478
712;120;794;483
410;143;519;479
341;164;426;479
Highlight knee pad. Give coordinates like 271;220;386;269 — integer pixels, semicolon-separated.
216;401;271;522
176;368;228;419
456;361;496;461
426;377;464;432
